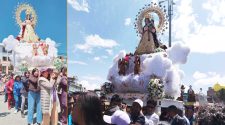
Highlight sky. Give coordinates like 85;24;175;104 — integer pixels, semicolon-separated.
0;0;67;55
68;0;225;94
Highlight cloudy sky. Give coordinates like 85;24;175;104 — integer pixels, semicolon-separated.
0;0;66;55
68;0;225;94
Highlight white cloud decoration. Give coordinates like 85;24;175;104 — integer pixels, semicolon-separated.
107;43;190;98
2;35;58;69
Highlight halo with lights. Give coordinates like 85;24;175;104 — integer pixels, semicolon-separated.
134;2;168;37
15;4;38;27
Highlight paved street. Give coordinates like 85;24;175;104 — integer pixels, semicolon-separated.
0;95;27;125
0;95;63;125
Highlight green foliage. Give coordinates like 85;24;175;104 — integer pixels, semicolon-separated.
216;88;225;102
53;58;63;71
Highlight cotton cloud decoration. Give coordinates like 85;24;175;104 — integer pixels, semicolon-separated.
167;43;190;64
3;35;18;51
107;43;190;98
2;35;58;70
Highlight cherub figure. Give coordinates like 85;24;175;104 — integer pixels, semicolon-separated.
118;58;126;76
32;44;39;56
134;55;141;75
41;44;49;56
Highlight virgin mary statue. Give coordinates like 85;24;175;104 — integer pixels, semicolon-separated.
17;10;40;43
134;14;159;55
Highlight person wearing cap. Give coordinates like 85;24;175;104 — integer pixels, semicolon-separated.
167;105;187;125
130;99;146;125
27;68;42;125
104;110;131;125
105;94;122;115
38;67;60;125
145;99;159;125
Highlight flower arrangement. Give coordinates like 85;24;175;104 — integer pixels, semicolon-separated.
196;104;225;125
53;58;63;71
19;62;28;73
147;76;164;100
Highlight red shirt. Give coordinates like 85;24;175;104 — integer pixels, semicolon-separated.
6;78;14;93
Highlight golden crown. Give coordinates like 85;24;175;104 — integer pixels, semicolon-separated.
25;8;32;15
144;13;153;19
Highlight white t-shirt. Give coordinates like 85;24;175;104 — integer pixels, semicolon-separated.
145;113;159;125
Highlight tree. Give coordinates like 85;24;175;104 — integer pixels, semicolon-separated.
216;88;225;102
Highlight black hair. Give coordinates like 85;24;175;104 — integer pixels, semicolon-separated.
75;93;105;125
24;71;30;76
168;105;178;112
40;71;50;80
100;95;107;100
31;68;38;75
147;99;157;107
61;67;67;72
15;75;21;81
110;94;122;103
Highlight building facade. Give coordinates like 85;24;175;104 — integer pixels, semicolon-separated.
0;43;13;74
207;87;219;103
68;76;85;93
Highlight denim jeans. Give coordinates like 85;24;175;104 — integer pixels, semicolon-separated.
27;91;42;124
14;94;21;110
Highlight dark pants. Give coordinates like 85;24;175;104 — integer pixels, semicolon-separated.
4;93;8;102
59;93;67;124
60;105;67;124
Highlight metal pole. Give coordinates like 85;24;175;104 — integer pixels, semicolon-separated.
168;0;172;47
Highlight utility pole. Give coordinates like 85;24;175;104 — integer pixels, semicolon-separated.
159;0;175;47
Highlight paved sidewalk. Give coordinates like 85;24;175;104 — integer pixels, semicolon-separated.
0;95;27;125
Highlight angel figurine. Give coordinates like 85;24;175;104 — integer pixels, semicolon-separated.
32;44;39;56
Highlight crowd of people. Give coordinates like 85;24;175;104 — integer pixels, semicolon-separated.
1;70;224;125
0;67;68;125
69;93;199;125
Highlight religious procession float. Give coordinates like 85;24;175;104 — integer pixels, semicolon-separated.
2;4;64;74
101;2;191;116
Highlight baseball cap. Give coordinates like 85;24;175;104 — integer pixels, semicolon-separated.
39;67;48;73
103;110;131;125
134;99;143;108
